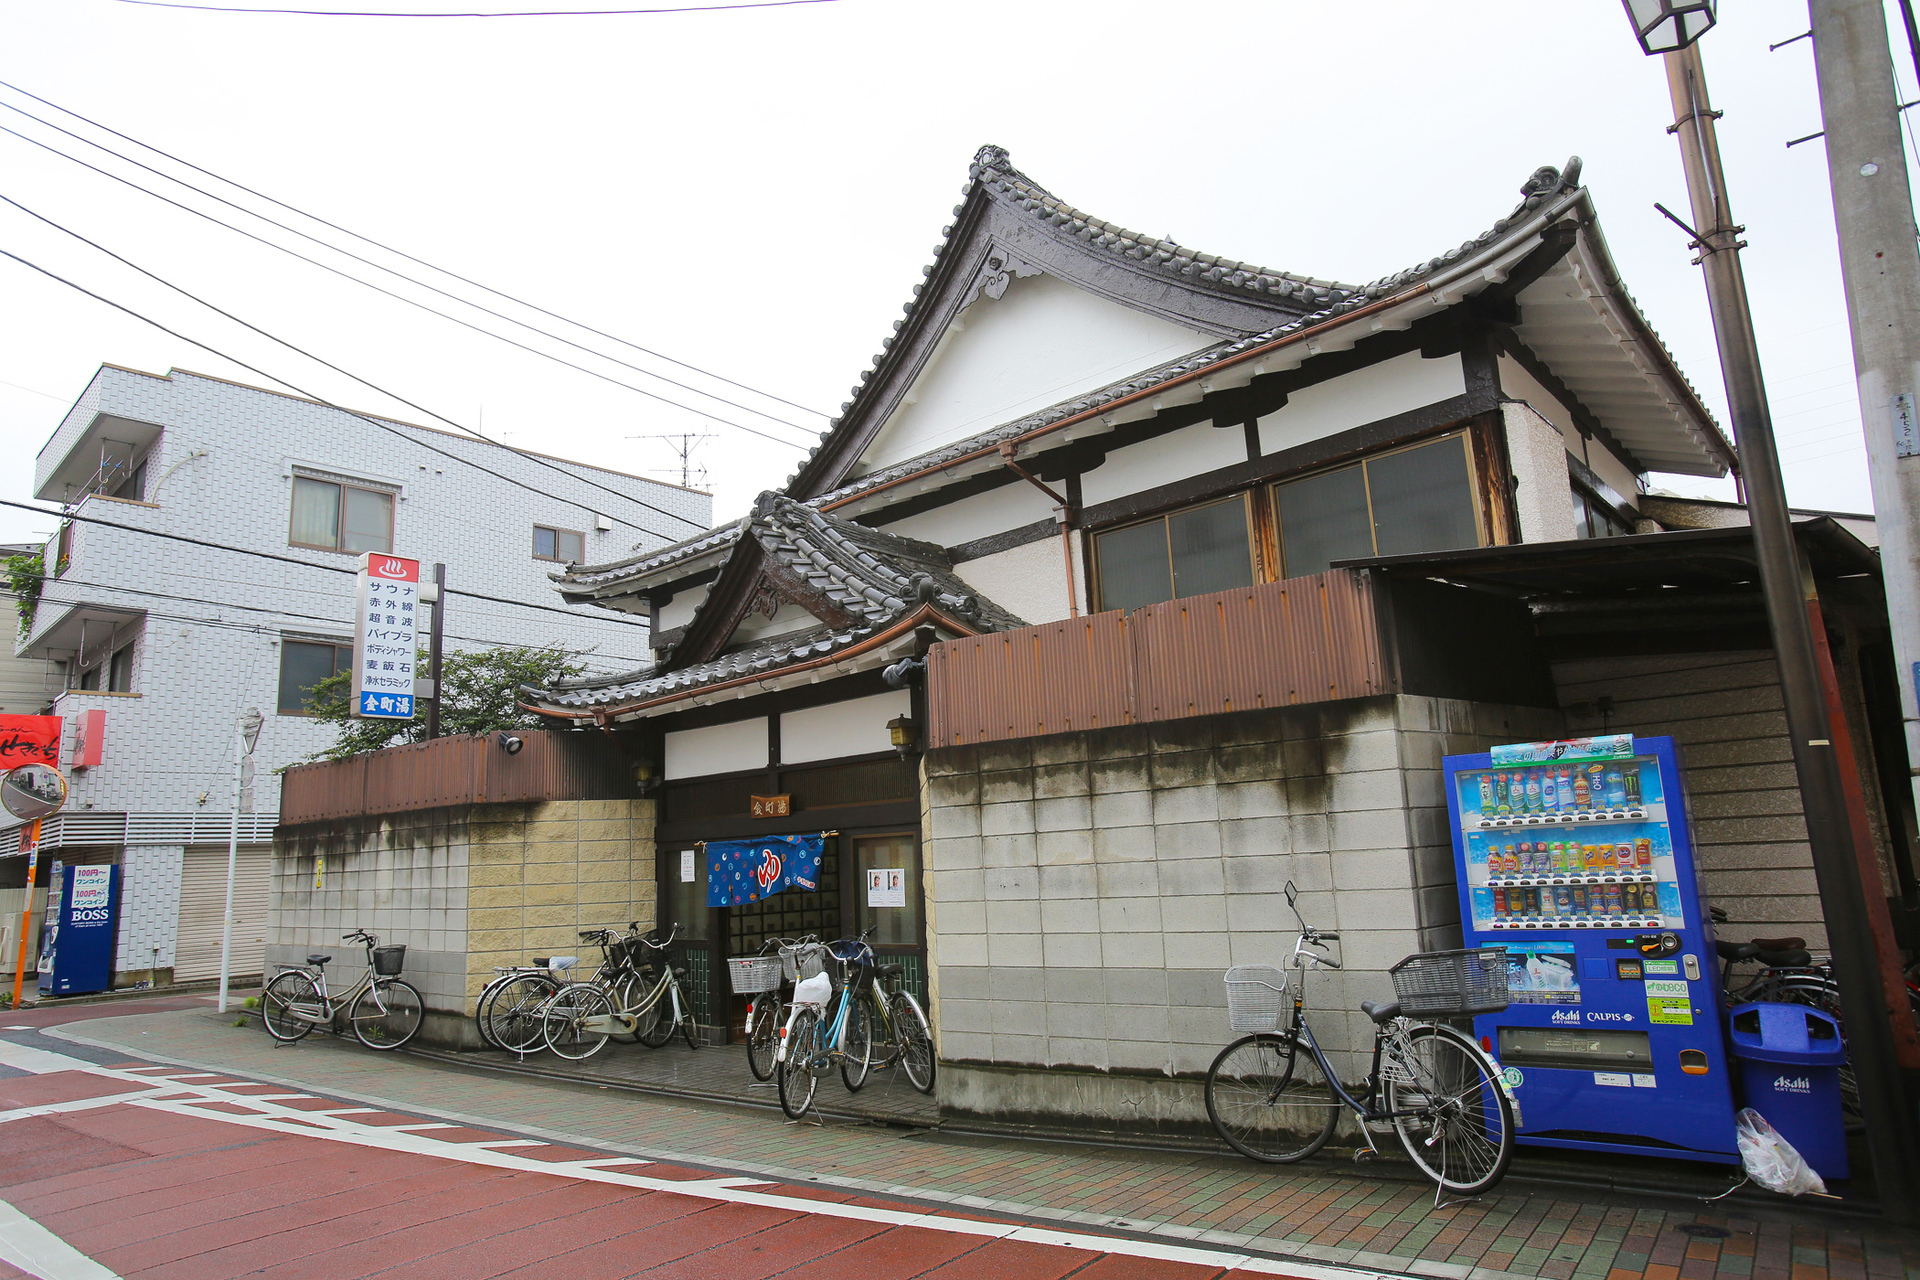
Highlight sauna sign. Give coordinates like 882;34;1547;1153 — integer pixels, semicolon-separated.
352;553;418;720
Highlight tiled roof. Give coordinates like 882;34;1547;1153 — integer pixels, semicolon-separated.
553;519;745;593
527;493;1025;712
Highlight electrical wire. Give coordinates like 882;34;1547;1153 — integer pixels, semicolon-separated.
0;77;831;424
0;241;708;543
111;0;837;15
0;490;646;626
0;112;816;449
0;189;712;536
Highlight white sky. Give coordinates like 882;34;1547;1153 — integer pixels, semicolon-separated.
0;0;1906;560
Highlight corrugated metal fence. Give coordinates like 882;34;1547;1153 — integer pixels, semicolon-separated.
927;569;1386;748
280;730;635;826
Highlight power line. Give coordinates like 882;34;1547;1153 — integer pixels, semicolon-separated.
0;241;704;542
0;190;707;537
0;77;830;424
111;0;836;15
0;489;646;627
0;101;818;447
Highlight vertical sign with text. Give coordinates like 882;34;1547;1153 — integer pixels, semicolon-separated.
352;553;419;719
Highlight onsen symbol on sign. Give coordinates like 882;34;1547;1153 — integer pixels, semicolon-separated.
754;848;783;890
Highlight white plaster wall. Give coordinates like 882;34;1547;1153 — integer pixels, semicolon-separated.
1586;442;1643;512
1080;423;1249;507
1496;353;1580;443
780;690;910;765
879;481;1057;551
858;273;1211;473
733;602;830;646
657;583;709;631
1256;352;1466;456
1502;403;1578;544
954;536;1073;626
665;717;768;779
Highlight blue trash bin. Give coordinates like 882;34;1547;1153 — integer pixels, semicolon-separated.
1726;1001;1848;1180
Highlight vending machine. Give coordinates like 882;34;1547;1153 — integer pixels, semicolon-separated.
36;862;120;996
1444;734;1739;1164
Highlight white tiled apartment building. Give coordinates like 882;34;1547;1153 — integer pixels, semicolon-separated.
0;364;708;989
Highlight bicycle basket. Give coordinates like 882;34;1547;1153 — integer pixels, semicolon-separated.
1223;964;1289;1034
727;955;783;995
1389;947;1508;1016
780;942;827;984
371;945;407;977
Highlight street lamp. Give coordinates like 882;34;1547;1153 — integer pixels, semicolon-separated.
216;707;263;1014
1623;8;1920;1219
1620;0;1715;55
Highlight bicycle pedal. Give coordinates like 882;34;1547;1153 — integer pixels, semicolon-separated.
1352;1146;1378;1164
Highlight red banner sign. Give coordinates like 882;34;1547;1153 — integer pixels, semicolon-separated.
0;715;62;768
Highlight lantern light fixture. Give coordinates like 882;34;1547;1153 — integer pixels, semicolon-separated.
1621;0;1716;55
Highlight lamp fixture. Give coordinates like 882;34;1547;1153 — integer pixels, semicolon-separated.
887;714;918;760
497;733;524;755
1621;0;1715;55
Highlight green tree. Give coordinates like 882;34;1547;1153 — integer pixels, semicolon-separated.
298;644;588;763
4;551;43;638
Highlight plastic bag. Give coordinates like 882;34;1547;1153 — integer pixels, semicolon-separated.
1735;1107;1827;1197
791;973;832;1008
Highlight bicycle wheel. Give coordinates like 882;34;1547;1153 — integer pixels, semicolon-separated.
545;985;616;1060
889;990;937;1095
607;971;648;1045
746;992;780;1082
473;974;516;1050
840;991;873;1092
779;1006;823;1120
262;971;320;1043
1205;1033;1341;1163
1383;1023;1514;1195
484;972;557;1053
679;995;701;1051
638;974;679;1048
352;979;424;1051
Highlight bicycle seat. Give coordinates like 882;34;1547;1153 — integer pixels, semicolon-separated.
875;963;903;979
306;954;332;967
1361;1000;1402;1024
672;966;688;978
547;956;578;971
1752;935;1806;952
1716;940;1813;967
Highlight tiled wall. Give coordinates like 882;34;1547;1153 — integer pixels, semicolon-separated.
921;694;1563;1137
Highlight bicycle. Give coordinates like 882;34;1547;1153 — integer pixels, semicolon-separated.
837;951;937;1096
776;930;877;1119
475;924;639;1055
262;929;424;1051
1203;883;1516;1197
729;934;817;1083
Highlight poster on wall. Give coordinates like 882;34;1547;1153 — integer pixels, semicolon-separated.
865;868;906;908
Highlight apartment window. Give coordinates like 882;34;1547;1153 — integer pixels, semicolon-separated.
533;525;585;564
290;475;393;554
1272;433;1482;577
110;459;147;502
1094;496;1255;613
278;639;352;715
107;645;133;693
78;665;100;691
1574;486;1632;539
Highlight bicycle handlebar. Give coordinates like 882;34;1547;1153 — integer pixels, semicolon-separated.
343;929;375;945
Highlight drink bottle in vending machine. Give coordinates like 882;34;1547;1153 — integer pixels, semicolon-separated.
1446;734;1738;1164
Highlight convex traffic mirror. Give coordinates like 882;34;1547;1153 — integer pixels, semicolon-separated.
1;763;67;821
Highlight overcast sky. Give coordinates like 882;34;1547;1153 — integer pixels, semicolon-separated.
0;0;1906;560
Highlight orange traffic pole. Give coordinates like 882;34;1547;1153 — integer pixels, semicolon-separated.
9;819;42;1008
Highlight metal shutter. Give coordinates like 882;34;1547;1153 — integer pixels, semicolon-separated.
175;845;271;983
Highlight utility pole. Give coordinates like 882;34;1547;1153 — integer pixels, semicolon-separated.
216;707;263;1015
1659;40;1920;1219
425;563;446;740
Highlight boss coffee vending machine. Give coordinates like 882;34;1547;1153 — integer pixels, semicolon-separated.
36;861;121;997
1443;734;1739;1164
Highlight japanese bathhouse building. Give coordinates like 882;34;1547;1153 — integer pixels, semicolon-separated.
525;147;1911;1126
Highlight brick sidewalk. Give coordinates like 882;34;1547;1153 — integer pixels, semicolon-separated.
39;1008;1920;1280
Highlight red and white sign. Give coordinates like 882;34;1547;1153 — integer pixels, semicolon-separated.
351;552;420;720
0;714;62;768
73;709;105;769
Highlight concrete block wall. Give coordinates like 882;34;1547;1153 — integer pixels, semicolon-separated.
921;694;1564;1139
270;798;655;1048
1554;651;1829;950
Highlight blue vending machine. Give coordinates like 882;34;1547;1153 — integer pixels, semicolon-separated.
36;862;121;996
1443;734;1739;1164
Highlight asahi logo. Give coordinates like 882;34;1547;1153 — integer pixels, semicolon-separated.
1551;1010;1581;1025
1774;1075;1811;1094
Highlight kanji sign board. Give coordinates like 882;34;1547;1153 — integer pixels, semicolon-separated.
352;553;418;720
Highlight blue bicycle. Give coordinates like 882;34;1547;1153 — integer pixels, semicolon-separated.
776;928;899;1118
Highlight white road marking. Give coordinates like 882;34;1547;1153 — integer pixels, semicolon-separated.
0;1197;121;1279
383;1122;456;1131
0;1042;95;1075
468;1140;546;1149
0;1090;168;1125
4;1025;33;1030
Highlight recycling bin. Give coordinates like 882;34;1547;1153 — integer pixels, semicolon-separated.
1726;1001;1848;1180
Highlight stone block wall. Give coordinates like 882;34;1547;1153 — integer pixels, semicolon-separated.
271;798;654;1047
921;693;1563;1139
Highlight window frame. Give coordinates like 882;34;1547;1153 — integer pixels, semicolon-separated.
532;524;587;564
277;637;354;716
288;475;395;555
107;644;134;693
1091;492;1257;614
1269;430;1485;578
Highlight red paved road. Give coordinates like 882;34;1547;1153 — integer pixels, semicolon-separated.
0;1022;1325;1280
